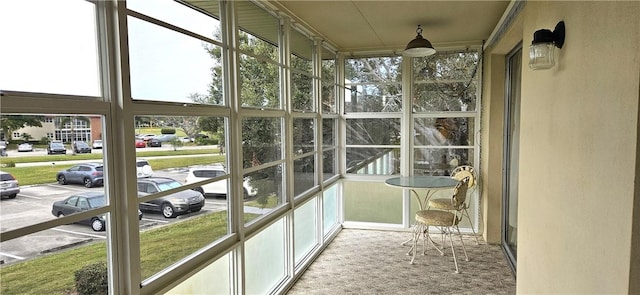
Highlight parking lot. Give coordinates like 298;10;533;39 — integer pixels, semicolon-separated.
0;169;230;265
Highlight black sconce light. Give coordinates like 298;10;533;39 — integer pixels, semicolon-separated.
403;25;436;57
529;21;565;70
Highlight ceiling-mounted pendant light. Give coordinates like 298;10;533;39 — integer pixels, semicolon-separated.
403;25;436;57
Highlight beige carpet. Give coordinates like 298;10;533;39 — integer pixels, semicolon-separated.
287;229;516;295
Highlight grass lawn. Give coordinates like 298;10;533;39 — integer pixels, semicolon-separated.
0;151;224;186
0;211;259;294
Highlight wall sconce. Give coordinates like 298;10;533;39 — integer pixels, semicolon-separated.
403;25;436;57
529;21;565;70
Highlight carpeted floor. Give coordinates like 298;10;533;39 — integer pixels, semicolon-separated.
286;229;516;295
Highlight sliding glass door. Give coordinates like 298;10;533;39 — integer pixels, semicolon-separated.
502;44;522;273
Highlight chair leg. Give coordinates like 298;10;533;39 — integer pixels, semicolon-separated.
454;225;469;262
447;229;460;274
463;208;480;245
410;223;422;264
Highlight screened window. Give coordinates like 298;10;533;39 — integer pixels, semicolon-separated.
0;1;100;96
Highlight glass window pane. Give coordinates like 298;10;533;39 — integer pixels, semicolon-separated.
242;118;282;168
413;50;480;112
294;155;315;196
134;115;225;162
239;54;281;108
346;148;400;175
321;49;337;113
414;117;474;146
128;17;221;104
343;181;402;224
290;29;313;73
322;184;338;235
0;114;107;233
0;225;109;293
344;84;402;113
294;198;318;265
346;118;401;145
244;165;284;224
133;115;228;280
292;72;313;111
165;253;231;295
413;148;474;176
322;150;337;181
236;1;279;61
245;218;286;294
0;1;100;96
345;57;402;83
322;118;336;147
126;0;221;41
293;118;314;155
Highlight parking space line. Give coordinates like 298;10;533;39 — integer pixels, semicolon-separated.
16;193;42;200
0;252;25;260
142;218;169;223
51;228;106;239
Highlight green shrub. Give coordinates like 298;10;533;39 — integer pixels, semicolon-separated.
74;262;108;295
0;160;15;168
160;128;176;134
195;137;218;145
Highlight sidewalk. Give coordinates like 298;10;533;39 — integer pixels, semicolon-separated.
14;153;218;167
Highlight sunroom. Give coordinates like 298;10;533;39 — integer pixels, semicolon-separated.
0;1;638;294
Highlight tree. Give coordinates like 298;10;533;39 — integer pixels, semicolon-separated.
0;115;44;141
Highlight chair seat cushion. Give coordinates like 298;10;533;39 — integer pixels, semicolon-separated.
428;198;454;210
415;209;457;226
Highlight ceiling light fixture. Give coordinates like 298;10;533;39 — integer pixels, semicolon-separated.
403;25;436;57
529;21;565;70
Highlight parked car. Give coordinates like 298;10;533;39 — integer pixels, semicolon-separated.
0;141;6;157
72;141;92;154
137;134;156;142
137;177;205;218
0;171;20;199
92;139;103;149
17;142;33;152
51;192;107;231
147;138;162;147
51;192;143;232
56;162;104;188
47;141;67;154
153;134;178;142
136;159;153;178
135;139;146;148
184;166;257;199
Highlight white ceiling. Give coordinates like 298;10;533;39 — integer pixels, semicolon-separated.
271;0;511;52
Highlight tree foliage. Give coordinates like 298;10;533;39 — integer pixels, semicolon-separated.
0;115;44;141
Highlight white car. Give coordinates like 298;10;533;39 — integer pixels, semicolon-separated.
17;143;33;152
136;159;154;178
184;166;257;199
92;140;103;149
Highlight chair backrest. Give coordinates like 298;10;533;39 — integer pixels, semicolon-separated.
451;176;470;210
451;165;476;189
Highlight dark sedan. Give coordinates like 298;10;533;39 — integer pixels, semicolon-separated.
47;142;66;155
51;192;107;231
147;138;162;147
52;192;143;231
73;141;92;154
137;177;205;218
56;162;104;188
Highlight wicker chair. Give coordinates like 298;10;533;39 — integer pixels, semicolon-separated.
427;165;480;244
411;176;470;273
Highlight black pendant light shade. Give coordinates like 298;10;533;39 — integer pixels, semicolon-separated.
403;25;436;57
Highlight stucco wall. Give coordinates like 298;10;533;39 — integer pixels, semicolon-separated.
515;2;640;293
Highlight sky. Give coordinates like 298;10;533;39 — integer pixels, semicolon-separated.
0;0;218;103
